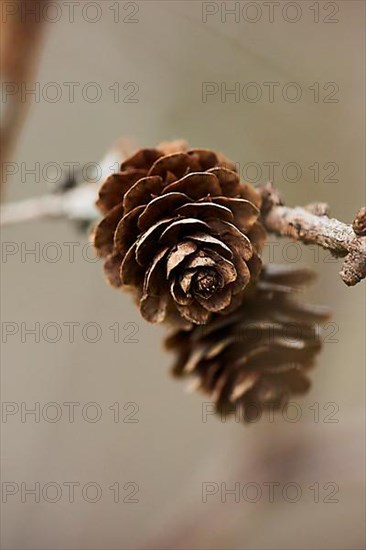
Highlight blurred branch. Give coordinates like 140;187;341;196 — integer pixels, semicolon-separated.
0;146;125;225
0;0;51;177
259;182;366;286
0;182;99;225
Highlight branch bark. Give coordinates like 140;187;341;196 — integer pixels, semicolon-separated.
259;182;366;286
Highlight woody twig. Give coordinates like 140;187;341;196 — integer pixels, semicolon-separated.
259;182;366;286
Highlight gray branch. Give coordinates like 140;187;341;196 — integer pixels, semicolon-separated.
259;182;366;286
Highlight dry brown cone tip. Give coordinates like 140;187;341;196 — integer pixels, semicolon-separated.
165;265;331;422
93;141;266;328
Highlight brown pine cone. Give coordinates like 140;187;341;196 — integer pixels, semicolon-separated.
93;142;266;327
165;265;331;421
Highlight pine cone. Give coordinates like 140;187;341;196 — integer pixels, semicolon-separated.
165;265;331;421
93;142;266;327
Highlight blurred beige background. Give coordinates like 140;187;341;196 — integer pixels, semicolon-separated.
1;1;365;549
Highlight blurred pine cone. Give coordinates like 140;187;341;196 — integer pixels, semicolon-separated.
93;142;266;327
165;265;331;421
